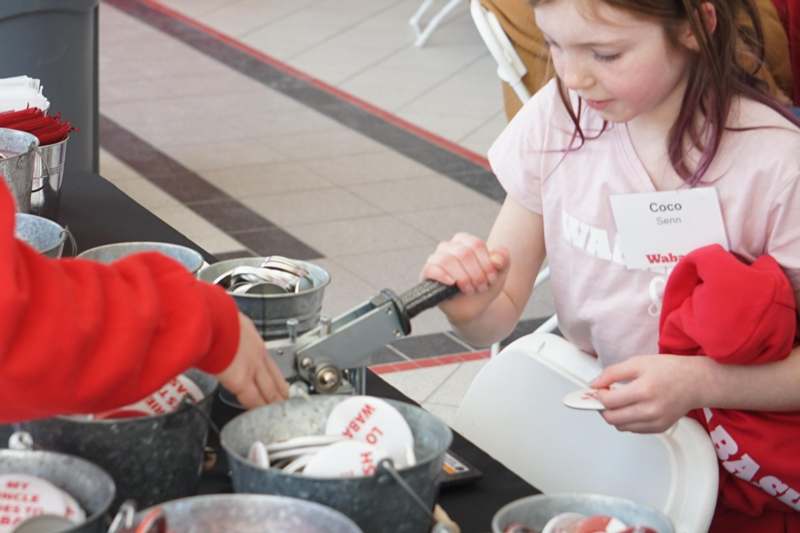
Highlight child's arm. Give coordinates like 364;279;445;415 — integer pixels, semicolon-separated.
591;350;800;433
0;185;287;422
421;196;546;347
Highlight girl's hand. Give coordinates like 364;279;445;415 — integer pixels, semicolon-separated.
590;355;708;434
420;233;510;323
216;313;289;408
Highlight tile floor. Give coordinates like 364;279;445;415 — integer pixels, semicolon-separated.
97;0;555;426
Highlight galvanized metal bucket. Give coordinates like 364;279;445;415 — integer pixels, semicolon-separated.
15;212;70;258
221;396;452;533
491;493;675;533
122;494;362;532
197;257;330;339
17;369;218;509
0;128;38;212
77;242;205;274
0;448;116;533
30;135;69;219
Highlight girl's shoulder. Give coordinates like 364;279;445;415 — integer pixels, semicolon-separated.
724;97;800;170
728;97;800;143
708;97;800;196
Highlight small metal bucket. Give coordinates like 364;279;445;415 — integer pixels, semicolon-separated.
197;257;330;339
15;213;71;258
0;128;39;213
121;494;362;532
77;242;205;275
221;396;453;533
0;448;116;533
30;136;69;219
18;369;218;509
491;493;675;533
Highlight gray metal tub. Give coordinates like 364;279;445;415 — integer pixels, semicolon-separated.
130;494;362;532
0;448;115;532
197;257;330;339
18;369;217;509
221;396;452;533
492;493;674;533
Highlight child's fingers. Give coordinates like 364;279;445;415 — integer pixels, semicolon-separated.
235;384;265;410
420;262;456;286
429;240;485;293
260;353;289;402
489;246;510;271
590;360;639;390
425;250;475;293
453;233;497;283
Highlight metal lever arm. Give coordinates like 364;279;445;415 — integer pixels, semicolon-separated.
291;280;460;391
399;280;459;319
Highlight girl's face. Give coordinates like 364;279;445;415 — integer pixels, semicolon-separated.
534;0;693;125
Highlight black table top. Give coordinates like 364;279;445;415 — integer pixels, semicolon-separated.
59;172;539;532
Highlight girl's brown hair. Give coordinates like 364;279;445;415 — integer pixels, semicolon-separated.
530;0;800;186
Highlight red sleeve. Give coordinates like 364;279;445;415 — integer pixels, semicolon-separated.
0;184;240;422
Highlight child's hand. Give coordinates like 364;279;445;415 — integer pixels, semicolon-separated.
215;313;289;408
590;355;707;434
420;233;510;323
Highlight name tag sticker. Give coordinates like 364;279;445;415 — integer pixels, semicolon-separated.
609;188;729;270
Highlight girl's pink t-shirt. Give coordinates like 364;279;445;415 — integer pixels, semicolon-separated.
488;79;800;366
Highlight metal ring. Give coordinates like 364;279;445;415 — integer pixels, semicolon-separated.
260;256;310;279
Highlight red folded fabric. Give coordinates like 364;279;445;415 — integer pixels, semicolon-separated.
0;108;42;127
3;117;51;133
659;244;796;364
0;107;73;144
658;244;800;531
37;124;72;146
29;123;62;137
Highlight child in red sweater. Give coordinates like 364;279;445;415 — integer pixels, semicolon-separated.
0;182;288;422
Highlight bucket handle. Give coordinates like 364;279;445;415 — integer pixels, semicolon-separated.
30;146;46;194
179;397;220;435
30;144;62;194
61;226;78;257
376;459;458;533
108;501;167;533
178;397;221;472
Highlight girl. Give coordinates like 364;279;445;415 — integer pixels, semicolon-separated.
421;0;800;530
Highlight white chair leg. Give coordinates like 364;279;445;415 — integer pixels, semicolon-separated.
532;314;558;335
489;266;555;356
409;0;436;34
409;0;463;47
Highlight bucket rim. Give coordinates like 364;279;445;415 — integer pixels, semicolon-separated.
490;492;675;533
134;493;362;530
0;127;39;156
55;369;218;425
0;447;117;523
77;241;205;274
198;257;331;299
39;134;70;149
14;212;67;255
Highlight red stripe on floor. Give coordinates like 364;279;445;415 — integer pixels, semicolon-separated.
143;0;491;171
369;350;491;375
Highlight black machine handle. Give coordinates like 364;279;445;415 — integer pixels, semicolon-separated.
399;280;460;320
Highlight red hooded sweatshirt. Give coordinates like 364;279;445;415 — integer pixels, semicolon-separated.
659;244;800;532
0;182;239;422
